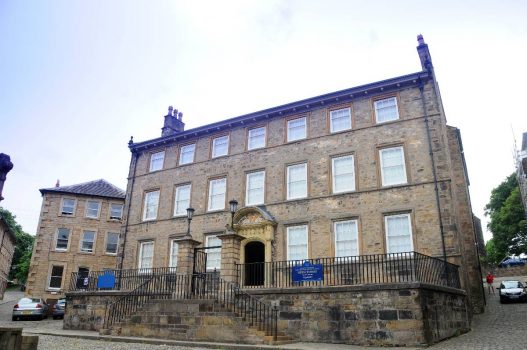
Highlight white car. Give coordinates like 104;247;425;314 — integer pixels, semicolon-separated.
498;280;527;304
12;297;49;320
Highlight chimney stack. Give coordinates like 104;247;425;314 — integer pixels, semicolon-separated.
416;34;433;72
55;179;60;187
161;105;185;137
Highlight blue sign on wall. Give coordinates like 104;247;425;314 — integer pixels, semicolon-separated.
97;271;116;289
292;261;323;282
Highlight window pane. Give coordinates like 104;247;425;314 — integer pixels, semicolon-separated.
61;199;75;215
149;151;165;172
49;265;64;289
139;242;154;270
375;97;399;123
330;108;351;132
170;241;179;268
335;220;358;257
248;127;266;150
81;231;95;252
212;136;229;158
385;214;412;253
287;117;306;141
56;228;70;250
287;226;308;261
332;155;355;193
287;163;307;199
174;184;191;216
110;204;123;220
206;236;222;270
86;201;100;218
208;178;226;211
246;171;265;205
144;191;160;220
106;233;119;254
380;147;407;186
179;144;196;165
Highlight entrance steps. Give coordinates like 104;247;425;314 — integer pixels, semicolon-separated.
100;299;294;345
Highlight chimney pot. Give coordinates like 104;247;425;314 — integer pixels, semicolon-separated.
168;106;173;115
174;109;178;117
55;179;60;188
178;112;183;120
417;34;425;45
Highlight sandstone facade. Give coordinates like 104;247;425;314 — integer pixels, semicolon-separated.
0;215;16;300
26;180;125;301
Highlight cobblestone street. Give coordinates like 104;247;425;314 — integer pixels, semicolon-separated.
1;277;527;350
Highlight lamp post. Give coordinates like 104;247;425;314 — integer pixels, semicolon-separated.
186;207;195;237
229;199;238;229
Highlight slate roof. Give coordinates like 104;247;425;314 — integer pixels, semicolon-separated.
40;179;126;199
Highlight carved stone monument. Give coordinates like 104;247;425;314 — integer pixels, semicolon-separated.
0;153;13;202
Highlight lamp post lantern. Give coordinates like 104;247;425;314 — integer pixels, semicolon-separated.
186;207;195;237
229;199;238;229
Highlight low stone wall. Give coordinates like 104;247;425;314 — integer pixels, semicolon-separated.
64;291;128;331
492;264;527;278
250;283;469;346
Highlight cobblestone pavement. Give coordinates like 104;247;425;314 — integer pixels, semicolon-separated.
1;276;526;350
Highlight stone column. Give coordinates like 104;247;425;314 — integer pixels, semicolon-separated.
173;236;201;275
217;229;245;284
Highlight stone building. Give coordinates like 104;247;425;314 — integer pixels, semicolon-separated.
26;179;125;301
516;132;527;221
0;214;16;300
66;36;484;346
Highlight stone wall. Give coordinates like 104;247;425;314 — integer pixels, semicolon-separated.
491;264;527;278
251;283;469;346
64;291;128;331
0;217;16;300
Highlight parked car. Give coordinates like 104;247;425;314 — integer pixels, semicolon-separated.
12;297;49;320
52;298;66;319
498;257;526;268
498;280;527;303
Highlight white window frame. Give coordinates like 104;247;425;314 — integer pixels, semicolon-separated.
287;117;306;142
245;171;265;206
379;146;407;186
385;213;413;254
205;235;222;271
248;127;266;150
138;241;154;271
48;264;65;290
332;155;355;193
61;198;76;216
55;228;70;251
286;163;307;200
330;107;352;133
208;178;226;211
105;232;119;255
374;97;399;123
287;225;309;261
149;151;165;172
109;203;123;220
169;240;179;270
179;144;196;165
174;184;192;216
212;135;229;158
80;230;96;253
85;200;101;219
334;220;359;258
143;190;160;221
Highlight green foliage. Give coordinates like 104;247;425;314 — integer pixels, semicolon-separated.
0;207;34;283
484;173;527;259
483;238;502;265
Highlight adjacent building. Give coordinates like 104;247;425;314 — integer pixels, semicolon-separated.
26;179;125;301
516;132;527;221
117;35;484;314
0;214;16;300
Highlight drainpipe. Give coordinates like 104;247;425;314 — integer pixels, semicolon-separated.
419;80;447;264
118;143;139;288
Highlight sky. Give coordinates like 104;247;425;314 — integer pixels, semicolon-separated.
1;0;526;242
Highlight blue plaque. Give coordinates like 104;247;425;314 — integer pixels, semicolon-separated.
292;261;323;282
97;271;116;289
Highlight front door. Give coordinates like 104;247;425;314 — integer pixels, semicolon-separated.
244;241;265;286
76;267;90;290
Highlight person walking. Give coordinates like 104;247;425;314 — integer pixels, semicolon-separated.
486;271;495;295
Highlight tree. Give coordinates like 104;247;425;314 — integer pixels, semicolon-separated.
0;207;34;283
484;173;527;262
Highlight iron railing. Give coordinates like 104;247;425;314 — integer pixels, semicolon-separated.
237;252;460;289
104;272;277;341
69;267;178;292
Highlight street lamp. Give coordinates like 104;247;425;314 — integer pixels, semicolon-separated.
186;207;195;237
229;199;238;229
